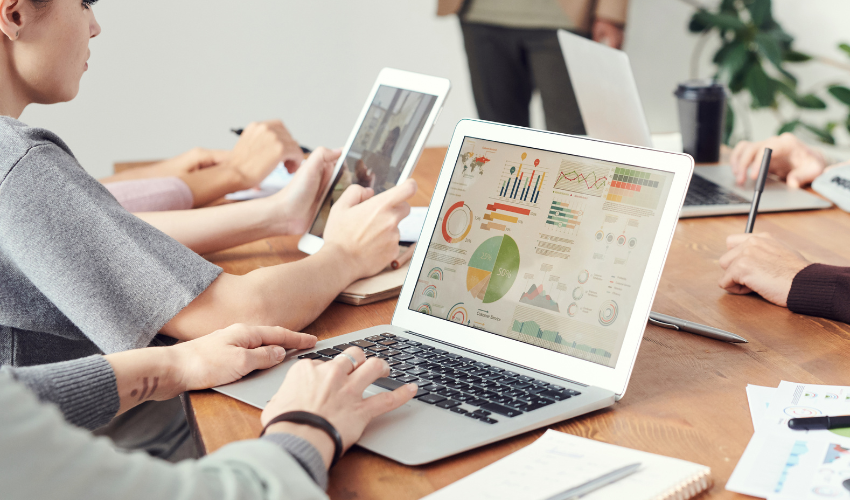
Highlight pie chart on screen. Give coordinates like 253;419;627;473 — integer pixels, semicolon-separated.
466;235;520;304
442;201;472;244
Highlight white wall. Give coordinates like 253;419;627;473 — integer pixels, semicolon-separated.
20;0;850;179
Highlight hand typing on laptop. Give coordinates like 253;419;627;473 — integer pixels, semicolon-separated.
730;133;830;188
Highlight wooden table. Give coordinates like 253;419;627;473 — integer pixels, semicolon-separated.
184;147;850;499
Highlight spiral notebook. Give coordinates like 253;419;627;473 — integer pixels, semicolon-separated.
425;430;711;500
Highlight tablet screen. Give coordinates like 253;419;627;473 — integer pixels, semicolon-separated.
408;137;675;368
308;85;437;237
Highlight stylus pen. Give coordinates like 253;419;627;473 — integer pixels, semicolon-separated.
648;311;748;343
545;462;641;500
230;128;312;154
788;415;850;431
745;148;772;233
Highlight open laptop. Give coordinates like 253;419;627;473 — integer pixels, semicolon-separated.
557;30;832;217
214;119;693;465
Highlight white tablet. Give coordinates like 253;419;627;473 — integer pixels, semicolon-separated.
297;68;450;255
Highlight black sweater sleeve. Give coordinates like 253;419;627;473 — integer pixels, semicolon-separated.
787;263;850;324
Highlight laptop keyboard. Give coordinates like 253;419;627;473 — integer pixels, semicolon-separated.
684;174;749;206
298;332;581;425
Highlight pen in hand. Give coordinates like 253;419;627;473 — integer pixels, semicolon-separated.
391;244;416;270
745;148;772;234
230;128;312;155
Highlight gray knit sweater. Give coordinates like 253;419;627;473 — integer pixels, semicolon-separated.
1;356;329;499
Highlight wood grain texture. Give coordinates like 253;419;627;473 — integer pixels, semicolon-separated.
186;147;850;499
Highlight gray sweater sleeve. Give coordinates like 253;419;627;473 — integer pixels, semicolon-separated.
1;355;119;430
1;371;329;500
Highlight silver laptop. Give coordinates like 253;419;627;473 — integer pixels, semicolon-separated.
558;30;831;217
214;119;693;465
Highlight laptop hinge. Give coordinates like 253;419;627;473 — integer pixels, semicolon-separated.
404;330;589;388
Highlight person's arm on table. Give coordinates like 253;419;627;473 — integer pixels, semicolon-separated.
729;133;833;188
1;342;415;500
101;121;304;208
2;324;316;429
161;179;416;340
136;148;338;254
718;232;850;323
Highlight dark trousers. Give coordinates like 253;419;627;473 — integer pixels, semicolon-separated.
460;22;586;135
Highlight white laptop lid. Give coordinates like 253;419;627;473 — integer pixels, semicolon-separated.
558;30;653;148
392;120;692;397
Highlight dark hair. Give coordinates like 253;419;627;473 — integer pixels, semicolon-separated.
29;0;99;8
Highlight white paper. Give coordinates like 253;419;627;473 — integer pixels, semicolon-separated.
225;162;294;201
425;430;708;500
728;381;850;499
398;206;428;242
746;384;777;431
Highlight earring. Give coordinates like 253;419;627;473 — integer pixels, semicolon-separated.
15;31;19;39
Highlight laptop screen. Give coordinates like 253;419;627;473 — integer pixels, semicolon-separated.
408;137;675;368
309;85;438;237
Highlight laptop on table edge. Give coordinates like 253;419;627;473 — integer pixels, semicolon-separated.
557;29;832;218
214;119;693;465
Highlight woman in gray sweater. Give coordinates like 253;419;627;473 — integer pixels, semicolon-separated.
1;324;417;499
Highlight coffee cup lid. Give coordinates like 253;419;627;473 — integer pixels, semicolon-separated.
675;79;727;100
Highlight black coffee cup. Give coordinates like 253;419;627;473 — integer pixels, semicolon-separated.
675;80;727;163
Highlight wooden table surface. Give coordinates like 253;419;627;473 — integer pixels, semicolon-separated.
185;147;850;499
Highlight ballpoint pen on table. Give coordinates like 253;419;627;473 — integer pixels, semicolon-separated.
545;462;642;500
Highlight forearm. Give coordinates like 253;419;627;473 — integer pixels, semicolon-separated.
99;162;173;183
177;163;250;207
135;198;280;254
103;347;185;416
162;245;360;340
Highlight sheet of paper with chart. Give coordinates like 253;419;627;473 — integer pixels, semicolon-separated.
408;138;674;369
728;381;850;499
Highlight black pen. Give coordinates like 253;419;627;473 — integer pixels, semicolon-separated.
745;148;772;233
788;415;850;430
230;128;312;154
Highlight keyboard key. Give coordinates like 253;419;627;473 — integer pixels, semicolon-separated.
444;381;470;391
378;339;397;346
436;400;461;409
351;340;376;349
566;389;582;396
409;357;429;366
449;406;468;414
510;382;532;390
444;353;461;359
366;345;389;353
394;363;415;371
526;385;547;394
489;367;504;373
407;368;429;376
456;375;482;385
394;336;409;342
471;409;491;417
517;375;534;383
464;412;479;420
365;353;376;359
539;390;571;401
490;395;513;404
419;345;435;351
385;350;402;357
333;344;355;351
549;385;565;391
473;362;490;368
468;398;490;407
390;370;405;378
431;356;448;364
372;377;405;391
429;385;446;393
418;394;447;405
317;348;341;357
406;341;422;347
481;417;499;424
366;335;385;342
468;368;490;377
443;360;462;367
395;375;419;384
416;381;433;389
403;347;424;355
481;390;499;399
297;352;322;359
483;372;505;381
503;371;519;377
465;387;485;396
437;388;460;398
454;393;477;402
380;333;397;338
387;360;401;367
480;402;524;417
432;348;447;355
529;397;556;408
500;377;518;386
392;353;414;361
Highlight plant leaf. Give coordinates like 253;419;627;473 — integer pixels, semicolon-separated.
828;85;850;106
745;64;776;108
802;123;836;145
746;0;773;29
716;41;750;82
690;10;746;32
840;43;850;59
756;32;784;69
724;102;735;145
796;94;827;109
846;115;850;135
777;120;800;135
784;50;812;62
688;13;710;33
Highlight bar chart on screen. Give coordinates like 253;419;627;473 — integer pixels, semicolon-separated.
481;202;530;232
496;153;548;207
546;194;584;236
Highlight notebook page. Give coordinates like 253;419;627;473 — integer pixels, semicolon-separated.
425;430;709;500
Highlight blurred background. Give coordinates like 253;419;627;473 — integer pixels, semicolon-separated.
19;0;850;179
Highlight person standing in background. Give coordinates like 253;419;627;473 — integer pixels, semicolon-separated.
438;0;630;134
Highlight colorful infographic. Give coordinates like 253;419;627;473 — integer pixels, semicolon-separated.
411;137;675;368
